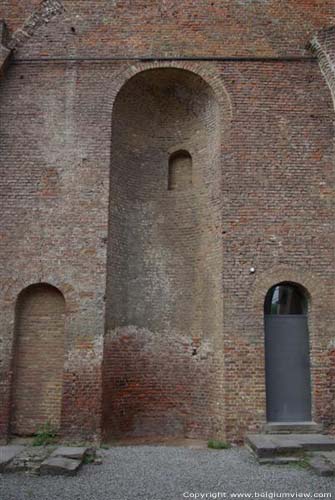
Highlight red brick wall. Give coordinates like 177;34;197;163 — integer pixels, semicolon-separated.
11;284;65;435
0;1;334;58
310;27;335;435
0;2;334;444
0;60;109;443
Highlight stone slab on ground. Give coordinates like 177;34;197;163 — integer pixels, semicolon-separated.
4;446;54;474
0;446;24;472
40;456;82;476
319;451;335;465
50;446;90;460
309;455;335;476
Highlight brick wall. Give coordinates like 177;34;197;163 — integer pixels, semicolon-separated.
0;2;334;444
0;1;334;58
0;60;110;443
310;26;335;434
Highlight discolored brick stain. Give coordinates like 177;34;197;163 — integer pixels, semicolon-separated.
0;1;334;444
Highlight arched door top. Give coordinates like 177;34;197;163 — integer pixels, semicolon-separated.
264;282;308;315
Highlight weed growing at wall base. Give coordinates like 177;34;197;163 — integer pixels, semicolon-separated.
32;422;58;446
207;439;231;450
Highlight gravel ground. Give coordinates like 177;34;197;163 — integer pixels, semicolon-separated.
1;446;335;500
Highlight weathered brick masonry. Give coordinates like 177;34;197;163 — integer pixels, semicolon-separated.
0;1;334;444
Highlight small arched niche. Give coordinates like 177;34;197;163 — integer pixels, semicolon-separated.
264;282;311;423
11;283;65;436
168;150;192;191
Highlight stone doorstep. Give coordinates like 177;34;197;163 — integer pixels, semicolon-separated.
247;433;335;458
0;445;25;472
258;456;302;465
264;422;324;435
294;434;335;451
39;456;82;476
246;435;277;458
247;433;335;474
246;435;302;459
268;437;303;455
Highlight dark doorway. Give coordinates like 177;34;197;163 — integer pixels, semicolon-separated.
264;283;312;422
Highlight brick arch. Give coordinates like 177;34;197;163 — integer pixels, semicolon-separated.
252;266;322;315
3;277;78;313
252;266;322;368
108;61;233;135
11;283;65;436
264;280;311;312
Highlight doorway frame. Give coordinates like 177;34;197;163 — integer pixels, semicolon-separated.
264;281;312;423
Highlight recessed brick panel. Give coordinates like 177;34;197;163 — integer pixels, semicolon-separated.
11;283;65;436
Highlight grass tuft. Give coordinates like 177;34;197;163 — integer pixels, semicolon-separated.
32;422;58;446
207;439;231;450
83;452;96;465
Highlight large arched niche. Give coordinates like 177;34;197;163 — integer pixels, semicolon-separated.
103;67;224;439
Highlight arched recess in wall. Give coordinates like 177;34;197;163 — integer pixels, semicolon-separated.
11;283;65;436
264;282;312;423
103;67;224;439
168;150;192;191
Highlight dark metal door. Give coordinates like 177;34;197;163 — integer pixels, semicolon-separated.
265;314;312;422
